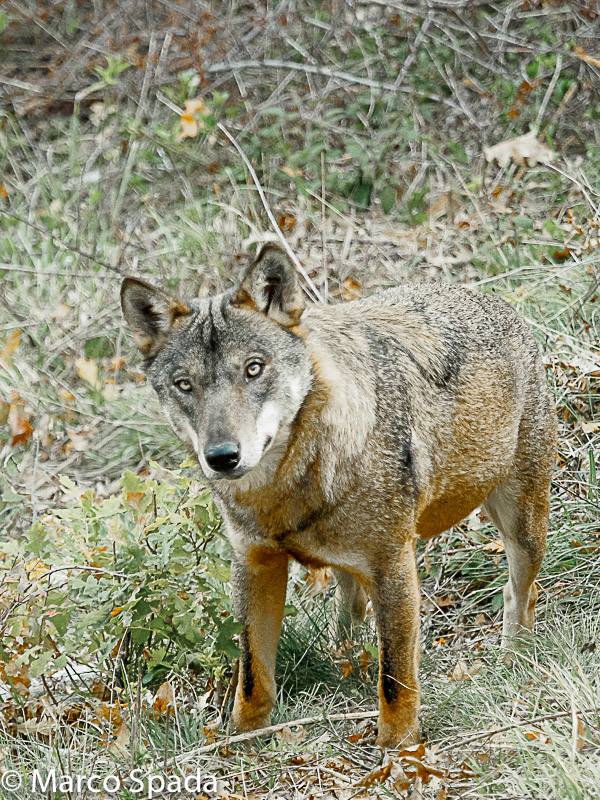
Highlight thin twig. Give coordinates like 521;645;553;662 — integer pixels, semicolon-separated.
175;709;378;763
536;53;563;130
205;59;451;107
216;121;323;303
437;705;600;754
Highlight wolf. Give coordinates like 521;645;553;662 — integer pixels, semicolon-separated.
121;244;557;747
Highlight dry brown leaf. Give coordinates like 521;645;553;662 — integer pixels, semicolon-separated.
58;388;76;404
358;647;373;673
483;130;554;167
108;721;130;756
152;680;175;716
582;421;600;434
575;717;586;752
7;397;33;447
433;593;456;608
277;724;306;744
449;659;475;681
524;730;551;745
277;211;297;231
177;98;207;140
339;659;354;679
342;276;363;301
98;701;124;729
305;566;332;595
482;539;505;553
0;329;21;364
75;357;100;388
357;762;392;787
574;46;600;69
203;721;219;744
281;165;303;178
390;761;412;792
398;742;426;760
1;656;32;693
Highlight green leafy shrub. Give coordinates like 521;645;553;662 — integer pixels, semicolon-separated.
0;464;236;693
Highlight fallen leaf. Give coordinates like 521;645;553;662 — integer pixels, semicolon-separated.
0;329;21;364
203;721;219;744
277;212;297;231
582;421;600;434
305;566;332;595
449;659;483;681
152;680;175;716
524;730;551;745
574;46;600;69
108;721;130;756
358;647;373;673
281;165;303;178
390;761;412;791
75;357;100;388
7;397;33;447
575;717;586;752
58;388;76;404
482;539;505;553
177;98;207;140
433;594;456;608
358;762;392;787
483;129;554;167
339;659;354;679
342;276;363;301
277;725;306;744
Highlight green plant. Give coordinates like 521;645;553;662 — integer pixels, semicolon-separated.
0;464;236;693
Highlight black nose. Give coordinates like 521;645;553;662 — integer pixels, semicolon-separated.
204;441;241;473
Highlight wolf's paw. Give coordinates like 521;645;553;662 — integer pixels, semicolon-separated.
375;721;420;750
231;701;271;734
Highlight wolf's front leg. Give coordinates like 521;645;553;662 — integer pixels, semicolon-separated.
371;541;421;748
231;548;289;732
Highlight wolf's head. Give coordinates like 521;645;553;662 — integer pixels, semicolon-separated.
121;245;312;483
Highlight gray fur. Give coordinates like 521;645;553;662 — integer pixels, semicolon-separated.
121;245;557;748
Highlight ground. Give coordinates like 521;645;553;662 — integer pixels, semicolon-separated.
0;2;599;798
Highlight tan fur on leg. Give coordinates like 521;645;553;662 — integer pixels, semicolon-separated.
232;548;289;732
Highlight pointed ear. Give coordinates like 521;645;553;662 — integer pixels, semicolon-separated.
120;277;191;356
231;244;304;327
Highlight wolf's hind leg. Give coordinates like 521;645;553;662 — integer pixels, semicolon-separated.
334;569;368;640
484;474;550;647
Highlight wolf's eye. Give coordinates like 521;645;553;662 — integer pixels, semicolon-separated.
245;360;264;380
174;377;192;393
